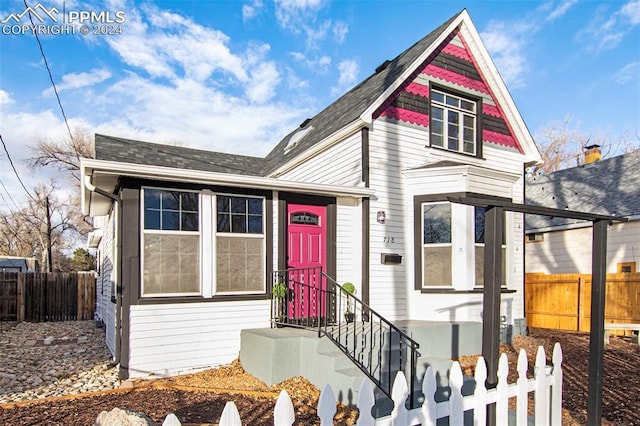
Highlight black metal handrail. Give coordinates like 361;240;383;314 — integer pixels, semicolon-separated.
271;267;420;408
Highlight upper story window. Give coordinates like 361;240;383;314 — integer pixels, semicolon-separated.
430;88;478;156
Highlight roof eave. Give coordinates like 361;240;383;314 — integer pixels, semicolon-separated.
81;157;375;217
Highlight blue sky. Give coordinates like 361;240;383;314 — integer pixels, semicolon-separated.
0;0;639;208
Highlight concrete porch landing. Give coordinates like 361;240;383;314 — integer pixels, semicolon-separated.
239;320;483;411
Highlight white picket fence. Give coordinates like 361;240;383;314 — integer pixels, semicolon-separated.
161;343;562;426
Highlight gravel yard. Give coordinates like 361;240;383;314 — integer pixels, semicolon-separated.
1;322;640;425
0;321;119;403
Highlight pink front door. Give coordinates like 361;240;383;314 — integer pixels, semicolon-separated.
287;204;327;318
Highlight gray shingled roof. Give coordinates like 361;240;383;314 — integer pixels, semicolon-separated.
93;11;464;177
525;150;640;231
94;134;266;176
0;258;28;270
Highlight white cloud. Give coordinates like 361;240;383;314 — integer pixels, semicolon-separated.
273;0;347;48
579;1;640;51
0;90;13;104
274;0;325;29
246;62;281;103
332;21;348;44
480;22;528;89
285;68;310;91
290;52;331;72
104;5;247;82
546;0;578;21
614;62;640;86
243;0;263;22
332;59;358;96
42;68;111;96
93;72;303;156
622;0;640;24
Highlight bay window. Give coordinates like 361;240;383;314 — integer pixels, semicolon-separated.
416;196;509;290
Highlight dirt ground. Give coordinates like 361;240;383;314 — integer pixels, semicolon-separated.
1;328;639;425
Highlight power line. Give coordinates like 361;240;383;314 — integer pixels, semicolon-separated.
0;177;22;211
23;0;74;145
0;133;37;203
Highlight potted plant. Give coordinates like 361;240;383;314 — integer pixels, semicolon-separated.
272;280;287;324
342;282;356;323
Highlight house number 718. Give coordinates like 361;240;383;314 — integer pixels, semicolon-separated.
383;237;395;243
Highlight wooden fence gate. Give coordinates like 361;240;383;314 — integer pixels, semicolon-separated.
525;272;640;332
0;272;96;322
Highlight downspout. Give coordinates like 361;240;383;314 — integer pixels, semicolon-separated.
83;175;122;369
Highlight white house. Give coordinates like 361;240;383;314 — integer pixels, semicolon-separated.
82;9;541;380
525;148;640;274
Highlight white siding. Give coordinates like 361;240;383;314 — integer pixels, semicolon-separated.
336;197;362;292
525;220;640;274
128;300;270;378
279;131;362;186
368;120;528;323
95;212;117;358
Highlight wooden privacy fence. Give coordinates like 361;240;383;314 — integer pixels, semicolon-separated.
161;344;563;426
0;272;95;322
525;272;640;332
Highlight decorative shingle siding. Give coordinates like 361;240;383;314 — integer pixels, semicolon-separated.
375;32;522;154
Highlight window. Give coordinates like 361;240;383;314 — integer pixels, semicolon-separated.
430;88;477;155
474;207;507;287
216;195;265;294
617;262;636;273
416;196;510;290
142;189;200;296
422;203;452;287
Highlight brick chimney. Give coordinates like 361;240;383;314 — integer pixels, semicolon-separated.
584;144;602;165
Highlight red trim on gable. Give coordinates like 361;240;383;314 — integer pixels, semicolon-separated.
483;129;518;148
405;82;430;97
380;106;429;127
457;33;524;154
442;42;473;62
482;104;501;118
423;64;490;94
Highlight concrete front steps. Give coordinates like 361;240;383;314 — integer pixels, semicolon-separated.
240;320;484;414
239;327;366;406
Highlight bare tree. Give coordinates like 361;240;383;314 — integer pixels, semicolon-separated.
28;127;94;182
531;118;640;174
0;181;78;271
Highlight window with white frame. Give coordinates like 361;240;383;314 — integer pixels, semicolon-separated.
142;188;200;296
430;88;478;155
141;189;267;298
215;195;265;294
422;202;452;287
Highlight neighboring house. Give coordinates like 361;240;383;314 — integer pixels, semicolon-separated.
0;256;38;272
81;9;540;379
525;147;640;274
